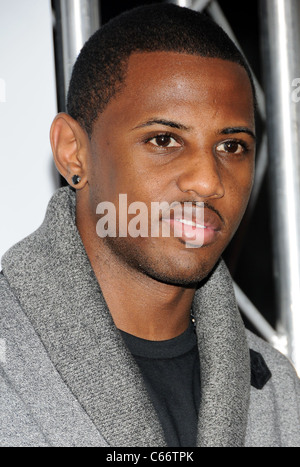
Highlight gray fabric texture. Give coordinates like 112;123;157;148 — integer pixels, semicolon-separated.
0;274;108;447
245;332;300;447
1;186;300;447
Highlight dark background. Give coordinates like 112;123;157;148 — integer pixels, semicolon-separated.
54;0;275;336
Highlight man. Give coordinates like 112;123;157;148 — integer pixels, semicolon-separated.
0;4;299;447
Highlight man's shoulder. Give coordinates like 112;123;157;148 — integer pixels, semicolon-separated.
246;329;296;371
0;273;107;447
246;329;300;390
245;330;300;447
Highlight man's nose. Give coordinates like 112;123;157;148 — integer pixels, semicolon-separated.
176;149;225;200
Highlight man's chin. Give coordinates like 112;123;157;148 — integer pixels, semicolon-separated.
138;261;217;288
101;235;220;287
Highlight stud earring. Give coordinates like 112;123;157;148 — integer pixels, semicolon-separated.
72;175;81;185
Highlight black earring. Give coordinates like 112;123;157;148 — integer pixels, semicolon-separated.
72;175;81;185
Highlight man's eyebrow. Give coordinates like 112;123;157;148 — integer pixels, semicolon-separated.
132;121;256;140
219;127;256;140
132;119;191;131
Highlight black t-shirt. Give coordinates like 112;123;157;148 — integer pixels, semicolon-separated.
120;321;200;447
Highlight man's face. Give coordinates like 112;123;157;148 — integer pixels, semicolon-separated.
83;52;256;285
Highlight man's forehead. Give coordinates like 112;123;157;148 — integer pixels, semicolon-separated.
126;50;249;77
120;51;253;104
90;51;255;138
110;52;253;111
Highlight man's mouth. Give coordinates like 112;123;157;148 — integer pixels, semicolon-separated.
174;218;207;229
161;202;223;247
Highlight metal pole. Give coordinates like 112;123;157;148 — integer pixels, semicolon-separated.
172;0;193;7
233;282;287;357
260;0;300;373
60;0;100;97
172;0;211;12
191;0;212;11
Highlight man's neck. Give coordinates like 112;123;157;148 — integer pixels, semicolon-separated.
83;240;195;341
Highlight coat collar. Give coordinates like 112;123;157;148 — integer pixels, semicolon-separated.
193;261;251;446
2;187;251;447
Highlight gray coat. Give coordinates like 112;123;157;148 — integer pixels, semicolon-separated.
0;187;299;447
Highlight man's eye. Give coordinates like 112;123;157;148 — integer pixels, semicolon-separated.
149;134;181;148
216;140;247;155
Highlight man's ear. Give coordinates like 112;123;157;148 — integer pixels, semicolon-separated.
50;112;89;188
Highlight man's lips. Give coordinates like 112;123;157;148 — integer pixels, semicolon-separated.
160;204;223;246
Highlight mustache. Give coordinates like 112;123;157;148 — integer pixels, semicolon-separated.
202;202;225;225
159;200;225;226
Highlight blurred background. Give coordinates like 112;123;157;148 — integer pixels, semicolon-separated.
0;0;300;373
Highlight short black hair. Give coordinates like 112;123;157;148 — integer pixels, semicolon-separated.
67;3;255;138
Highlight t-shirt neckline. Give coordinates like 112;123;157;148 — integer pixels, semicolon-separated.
119;320;197;359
